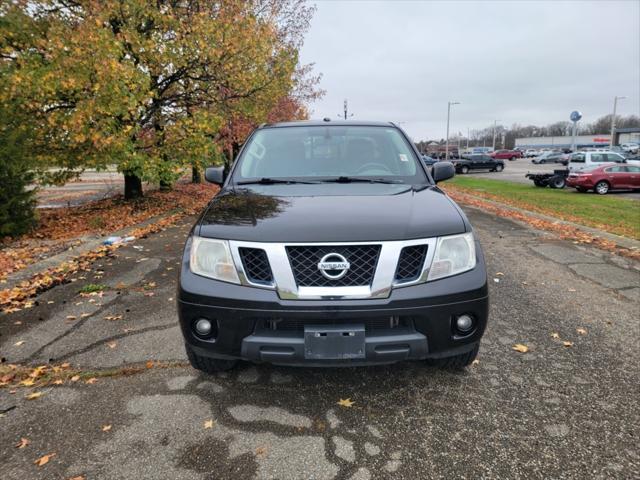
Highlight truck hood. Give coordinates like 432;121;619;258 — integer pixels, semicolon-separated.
197;183;467;242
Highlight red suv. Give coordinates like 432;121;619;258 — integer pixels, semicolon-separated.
567;164;640;194
490;149;522;160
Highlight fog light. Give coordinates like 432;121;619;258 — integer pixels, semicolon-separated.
194;318;212;336
455;314;474;333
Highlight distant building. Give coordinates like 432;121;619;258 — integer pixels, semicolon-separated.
515;134;611;149
516;128;640;150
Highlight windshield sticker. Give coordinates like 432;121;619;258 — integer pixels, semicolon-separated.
399;154;408;162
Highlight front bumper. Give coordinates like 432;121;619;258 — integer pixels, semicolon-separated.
177;243;488;366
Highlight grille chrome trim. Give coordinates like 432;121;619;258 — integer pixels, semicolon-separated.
229;238;438;300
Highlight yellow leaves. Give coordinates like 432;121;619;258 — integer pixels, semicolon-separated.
20;378;36;387
204;419;215;429
85;377;98;384
34;452;56;467
512;344;529;353
14;340;25;346
26;391;43;400
16;437;30;449
562;341;574;348
576;328;587;335
102;424;112;432
550;332;560;339
146;360;154;369
70;375;81;382
337;398;355;408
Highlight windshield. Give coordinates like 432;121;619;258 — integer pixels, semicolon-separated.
233;125;427;184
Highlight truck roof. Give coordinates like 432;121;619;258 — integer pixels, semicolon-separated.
260;120;396;128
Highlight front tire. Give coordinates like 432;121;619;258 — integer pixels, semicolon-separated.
460;165;469;174
495;164;504;172
185;344;238;373
510;156;517;161
426;344;479;369
550;176;566;189
595;180;610;195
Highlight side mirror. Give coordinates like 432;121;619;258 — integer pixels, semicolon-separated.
432;161;455;183
204;166;225;185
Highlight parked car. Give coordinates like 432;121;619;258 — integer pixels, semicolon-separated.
490;149;523;160
568;150;629;171
524;149;539;158
179;120;488;371
422;155;437;166
621;142;639;154
567;163;640;194
532;151;566;164
455;154;504;173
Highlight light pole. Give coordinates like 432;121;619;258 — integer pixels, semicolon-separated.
492;120;499;151
445;101;460;160
466;127;470;150
610;96;626;148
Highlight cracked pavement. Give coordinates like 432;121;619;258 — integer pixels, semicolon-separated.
1;208;639;479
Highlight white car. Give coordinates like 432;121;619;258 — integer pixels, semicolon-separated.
524;149;538;157
568;150;640;171
621;143;639;154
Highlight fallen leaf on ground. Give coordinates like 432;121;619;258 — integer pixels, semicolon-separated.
256;446;268;458
67;476;85;480
471;359;480;366
146;360;154;369
562;341;574;347
53;379;64;385
60;362;71;368
550;332;560;339
337;398;355;407
107;341;117;349
66;315;77;320
204;419;214;429
14;341;25;346
576;328;587;335
512;344;529;353
70;375;80;382
20;378;35;386
102;424;112;432
104;315;123;321
15;437;30;448
495;272;504;276
34;453;56;467
85;377;98;384
26;391;43;400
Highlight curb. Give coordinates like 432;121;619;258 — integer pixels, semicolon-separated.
453;191;640;252
2;210;183;292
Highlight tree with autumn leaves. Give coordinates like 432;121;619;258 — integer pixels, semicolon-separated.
0;0;321;235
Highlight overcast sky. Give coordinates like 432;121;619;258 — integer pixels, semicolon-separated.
299;0;640;140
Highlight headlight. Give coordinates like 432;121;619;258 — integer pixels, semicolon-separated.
189;236;240;284
427;232;476;281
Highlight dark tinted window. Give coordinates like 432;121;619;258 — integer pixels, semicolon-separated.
591;154;606;163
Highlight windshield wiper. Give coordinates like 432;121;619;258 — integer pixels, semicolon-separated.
235;177;319;185
319;176;402;184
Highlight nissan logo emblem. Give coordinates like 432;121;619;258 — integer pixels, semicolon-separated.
317;253;350;280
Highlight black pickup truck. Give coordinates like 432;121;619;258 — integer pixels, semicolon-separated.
178;120;489;372
454;154;504;174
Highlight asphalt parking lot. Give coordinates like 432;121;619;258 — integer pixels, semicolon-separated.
1;208;639;479
468;158;640;200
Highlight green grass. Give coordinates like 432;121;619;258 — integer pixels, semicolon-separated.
446;176;640;240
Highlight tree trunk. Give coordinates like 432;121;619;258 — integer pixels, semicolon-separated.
124;173;143;200
192;165;202;183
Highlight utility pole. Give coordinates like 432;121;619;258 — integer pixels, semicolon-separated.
466;128;470;150
445;101;460;161
339;99;354;120
492;120;499;151
610;96;626;148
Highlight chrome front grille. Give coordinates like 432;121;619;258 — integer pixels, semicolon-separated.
286;245;380;287
229;238;437;300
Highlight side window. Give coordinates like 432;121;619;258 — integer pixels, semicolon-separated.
605;166;624;173
591;154;606;163
627;166;640;173
571;153;585;163
605;153;625;163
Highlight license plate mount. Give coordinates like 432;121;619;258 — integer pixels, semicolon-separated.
304;324;366;360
